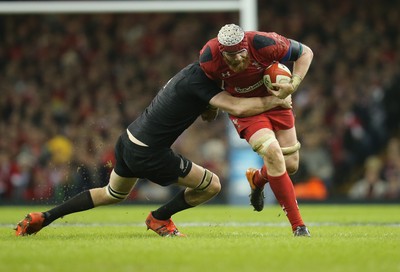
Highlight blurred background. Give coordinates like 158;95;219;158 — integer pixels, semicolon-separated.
1;0;399;205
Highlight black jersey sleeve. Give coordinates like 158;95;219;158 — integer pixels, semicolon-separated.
189;62;223;104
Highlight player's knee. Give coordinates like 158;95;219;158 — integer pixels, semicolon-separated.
285;154;299;175
252;135;279;158
286;163;299;175
195;169;221;197
104;184;129;204
265;143;285;164
253;137;286;167
207;175;221;196
282;142;301;175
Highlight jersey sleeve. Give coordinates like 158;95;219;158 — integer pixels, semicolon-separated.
280;39;304;62
191;64;223;103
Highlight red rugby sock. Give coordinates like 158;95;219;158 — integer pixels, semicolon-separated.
267;172;304;230
253;165;269;188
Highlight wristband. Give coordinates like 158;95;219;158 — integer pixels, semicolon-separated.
290;74;303;91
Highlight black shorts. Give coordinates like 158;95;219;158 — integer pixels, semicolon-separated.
113;132;192;186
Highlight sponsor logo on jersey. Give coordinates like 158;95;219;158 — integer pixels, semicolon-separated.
180;157;190;173
234;79;263;93
221;71;231;78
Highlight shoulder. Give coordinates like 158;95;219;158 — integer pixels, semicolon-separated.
179;62;219;90
246;31;290;62
199;38;220;59
199;38;223;74
246;31;290;50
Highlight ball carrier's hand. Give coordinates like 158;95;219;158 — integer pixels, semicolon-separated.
270;74;302;99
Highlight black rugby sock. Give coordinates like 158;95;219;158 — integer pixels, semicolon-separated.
42;190;95;227
152;190;193;220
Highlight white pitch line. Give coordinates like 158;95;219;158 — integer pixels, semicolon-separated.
3;221;400;228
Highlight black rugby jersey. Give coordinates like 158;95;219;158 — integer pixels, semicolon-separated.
127;62;222;148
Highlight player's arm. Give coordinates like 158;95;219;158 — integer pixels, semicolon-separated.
271;41;314;99
208;91;291;118
290;43;313;90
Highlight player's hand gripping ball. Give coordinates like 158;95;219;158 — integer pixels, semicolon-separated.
263;62;292;90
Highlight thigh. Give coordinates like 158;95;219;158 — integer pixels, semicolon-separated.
230;114;273;141
248;127;298;148
142;150;192;186
275;127;298;147
276;127;300;171
232;109;294;142
116;132;192;186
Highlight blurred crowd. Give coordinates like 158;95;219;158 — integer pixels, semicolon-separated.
1;0;400;204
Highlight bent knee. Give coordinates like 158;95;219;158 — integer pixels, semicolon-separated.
195;168;221;194
287;165;299;175
207;175;221;195
197;173;221;197
264;144;286;165
285;155;300;175
104;184;130;204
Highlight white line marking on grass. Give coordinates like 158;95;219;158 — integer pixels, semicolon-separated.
3;222;400;228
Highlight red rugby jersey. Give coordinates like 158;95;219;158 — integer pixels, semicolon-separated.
199;31;290;98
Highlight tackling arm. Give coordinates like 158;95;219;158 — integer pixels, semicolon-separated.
208;91;292;117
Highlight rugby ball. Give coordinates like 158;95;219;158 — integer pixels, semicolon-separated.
263;62;292;89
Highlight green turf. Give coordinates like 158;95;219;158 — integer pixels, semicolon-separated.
1;204;399;272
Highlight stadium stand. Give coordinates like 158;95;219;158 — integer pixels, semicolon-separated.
1;0;399;203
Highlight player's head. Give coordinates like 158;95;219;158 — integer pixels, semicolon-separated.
217;24;247;53
217;24;249;72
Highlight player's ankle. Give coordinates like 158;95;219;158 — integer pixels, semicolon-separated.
254;171;268;188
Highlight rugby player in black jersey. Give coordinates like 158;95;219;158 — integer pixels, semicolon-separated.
15;62;291;237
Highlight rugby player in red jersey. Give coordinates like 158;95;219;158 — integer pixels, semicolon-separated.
199;24;314;236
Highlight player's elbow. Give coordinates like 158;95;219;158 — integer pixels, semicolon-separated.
214;95;254;117
303;45;314;61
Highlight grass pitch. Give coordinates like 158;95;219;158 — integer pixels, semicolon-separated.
1;204;399;272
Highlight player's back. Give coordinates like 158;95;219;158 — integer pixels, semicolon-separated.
128;62;220;148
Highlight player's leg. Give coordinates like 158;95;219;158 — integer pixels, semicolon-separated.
245;112;300;211
15;170;138;236
250;127;300;177
275;127;300;175
177;162;221;205
246;128;300;191
245;129;276;212
146;162;221;237
43;170;138;225
151;161;221;216
249;128;309;236
15;133;139;236
275;128;309;236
